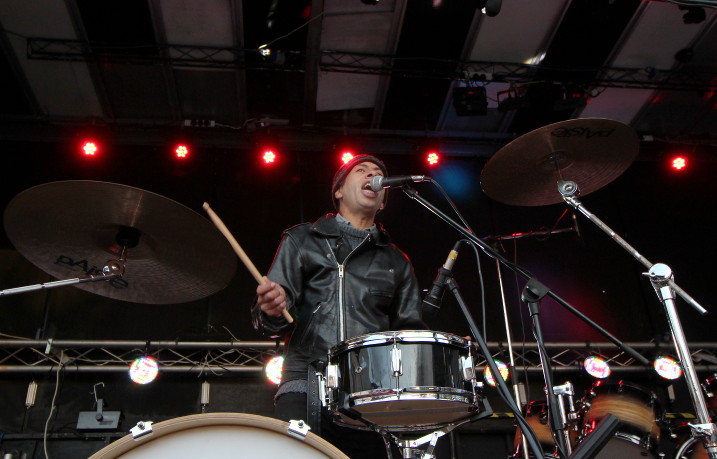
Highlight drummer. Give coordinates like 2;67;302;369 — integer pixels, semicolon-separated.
252;154;425;457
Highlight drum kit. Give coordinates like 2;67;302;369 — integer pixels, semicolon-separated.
1;119;716;458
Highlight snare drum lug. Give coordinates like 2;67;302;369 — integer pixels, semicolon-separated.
460;355;475;381
287;419;311;439
326;364;339;389
316;372;328;407
391;345;402;376
130;421;154;439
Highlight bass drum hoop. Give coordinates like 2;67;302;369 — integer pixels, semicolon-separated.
88;413;348;459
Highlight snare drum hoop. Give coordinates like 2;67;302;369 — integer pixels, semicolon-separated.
351;386;475;406
329;330;469;357
88;413;349;459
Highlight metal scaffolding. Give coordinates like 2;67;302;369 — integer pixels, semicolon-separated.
26;38;717;92
1;339;716;376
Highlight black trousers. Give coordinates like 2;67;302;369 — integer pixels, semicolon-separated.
275;392;396;459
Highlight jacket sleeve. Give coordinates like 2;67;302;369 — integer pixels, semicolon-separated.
251;233;304;338
390;253;427;330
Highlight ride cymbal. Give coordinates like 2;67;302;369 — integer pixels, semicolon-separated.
481;118;639;206
3;181;237;304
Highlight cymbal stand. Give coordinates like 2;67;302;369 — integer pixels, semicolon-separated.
558;179;717;459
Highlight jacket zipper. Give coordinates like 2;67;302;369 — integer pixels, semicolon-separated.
326;235;370;342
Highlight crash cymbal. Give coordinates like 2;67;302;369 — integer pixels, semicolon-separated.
481;118;639;206
3;181;237;304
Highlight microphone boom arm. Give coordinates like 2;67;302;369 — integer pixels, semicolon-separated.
400;186;650;366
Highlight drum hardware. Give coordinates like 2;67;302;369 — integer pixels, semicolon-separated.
2;180;237;304
511;383;582;459
129;420;154;439
557;180;717;458
288;419;311;439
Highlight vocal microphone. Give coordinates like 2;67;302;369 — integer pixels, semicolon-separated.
370;175;430;192
422;240;462;315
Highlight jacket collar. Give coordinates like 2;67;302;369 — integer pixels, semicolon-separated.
312;213;391;246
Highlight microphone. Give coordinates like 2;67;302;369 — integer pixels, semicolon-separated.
370;175;430;192
422;241;461;315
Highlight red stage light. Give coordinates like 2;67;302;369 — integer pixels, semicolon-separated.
426;151;440;166
670;156;687;171
340;151;355;164
262;149;277;165
175;144;189;159
81;141;99;157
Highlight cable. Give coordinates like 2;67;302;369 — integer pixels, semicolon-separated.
43;361;65;459
258;12;325;51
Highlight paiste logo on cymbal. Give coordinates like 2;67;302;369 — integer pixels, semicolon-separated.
54;255;128;289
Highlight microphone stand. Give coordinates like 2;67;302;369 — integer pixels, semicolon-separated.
558;180;717;459
445;276;546;459
401;185;650;459
400;186;650;366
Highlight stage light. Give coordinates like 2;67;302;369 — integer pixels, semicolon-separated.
175;144;190;159
583;356;611;379
81;140;99;157
670;155;688;171
483;359;509;386
265;355;284;385
129;356;159;385
426;151;440;166
340;150;355;164
262;149;277;165
654;355;682;380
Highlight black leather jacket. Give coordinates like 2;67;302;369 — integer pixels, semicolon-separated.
252;214;424;382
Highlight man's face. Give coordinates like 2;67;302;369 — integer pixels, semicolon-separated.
334;161;386;216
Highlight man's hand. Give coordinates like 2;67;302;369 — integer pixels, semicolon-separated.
256;276;287;318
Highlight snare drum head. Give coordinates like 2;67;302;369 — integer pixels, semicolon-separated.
89;413;348;459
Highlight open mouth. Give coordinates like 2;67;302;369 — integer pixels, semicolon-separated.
361;181;378;197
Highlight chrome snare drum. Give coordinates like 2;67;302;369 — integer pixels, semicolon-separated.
321;330;481;432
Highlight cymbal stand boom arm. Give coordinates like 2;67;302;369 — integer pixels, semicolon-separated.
558;180;716;458
0;258;124;297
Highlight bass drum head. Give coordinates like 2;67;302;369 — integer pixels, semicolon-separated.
89;413;349;459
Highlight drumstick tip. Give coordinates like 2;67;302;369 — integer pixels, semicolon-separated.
202;202;211;210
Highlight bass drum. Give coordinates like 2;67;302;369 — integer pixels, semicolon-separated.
88;413;349;459
580;380;661;458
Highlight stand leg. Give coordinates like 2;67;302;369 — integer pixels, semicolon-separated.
522;279;570;458
649;265;717;458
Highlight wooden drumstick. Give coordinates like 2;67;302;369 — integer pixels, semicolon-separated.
202;202;294;323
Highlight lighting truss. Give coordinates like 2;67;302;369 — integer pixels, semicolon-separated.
1;340;715;376
26;38;717;92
